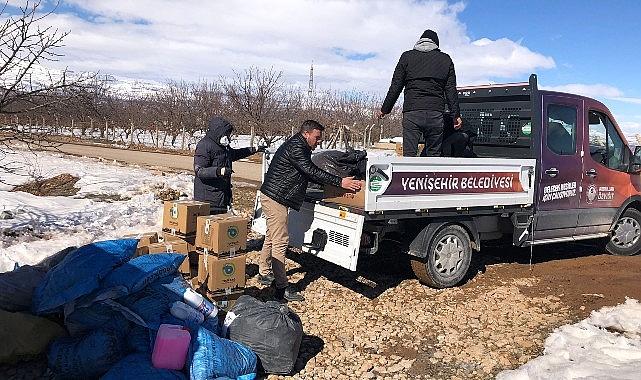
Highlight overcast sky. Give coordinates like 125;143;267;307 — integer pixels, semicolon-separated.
6;0;641;135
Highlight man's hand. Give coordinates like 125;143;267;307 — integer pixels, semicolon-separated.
341;176;361;191
216;167;233;177
376;110;386;120
454;116;463;130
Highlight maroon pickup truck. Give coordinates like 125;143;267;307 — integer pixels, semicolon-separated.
255;74;641;288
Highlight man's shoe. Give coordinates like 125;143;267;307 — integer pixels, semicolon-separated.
283;286;305;302
257;273;275;286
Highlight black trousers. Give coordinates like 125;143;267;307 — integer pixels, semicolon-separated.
402;110;444;157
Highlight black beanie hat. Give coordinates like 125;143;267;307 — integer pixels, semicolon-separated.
420;29;439;46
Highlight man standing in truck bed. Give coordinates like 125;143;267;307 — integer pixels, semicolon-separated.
377;29;462;157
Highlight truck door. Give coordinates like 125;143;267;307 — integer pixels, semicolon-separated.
577;102;632;235
535;95;583;241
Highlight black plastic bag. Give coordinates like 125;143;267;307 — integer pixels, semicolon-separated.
224;295;303;375
442;113;477;158
311;149;367;179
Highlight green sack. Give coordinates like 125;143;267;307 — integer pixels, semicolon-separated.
0;310;66;364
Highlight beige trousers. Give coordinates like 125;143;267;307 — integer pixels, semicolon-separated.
259;194;289;289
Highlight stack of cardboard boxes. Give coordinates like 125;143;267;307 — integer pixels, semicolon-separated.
194;214;248;311
157;200;210;275
124;199;249;310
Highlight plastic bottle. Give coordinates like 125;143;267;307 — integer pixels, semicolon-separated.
152;324;191;370
183;288;218;319
170;301;205;325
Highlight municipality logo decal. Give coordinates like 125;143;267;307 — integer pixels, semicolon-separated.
369;175;383;192
169;204;179;219
586;184;597;204
222;263;236;277
227;226;239;239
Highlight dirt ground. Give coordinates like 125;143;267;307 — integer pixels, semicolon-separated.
11;174;80;196
235;185;641;379
237;240;641;380
3;184;641;379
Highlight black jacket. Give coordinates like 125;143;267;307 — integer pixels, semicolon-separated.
381;48;459;117
260;133;342;211
193;117;254;213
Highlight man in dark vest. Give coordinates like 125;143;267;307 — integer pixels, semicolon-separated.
193;116;264;214
378;29;462;157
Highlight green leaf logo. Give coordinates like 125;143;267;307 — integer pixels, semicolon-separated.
369;175;383;192
222;263;235;276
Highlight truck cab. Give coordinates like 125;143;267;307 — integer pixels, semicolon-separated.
533;87;641;252
253;74;641;288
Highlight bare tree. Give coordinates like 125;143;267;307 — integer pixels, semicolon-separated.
222;67;292;147
0;0;94;179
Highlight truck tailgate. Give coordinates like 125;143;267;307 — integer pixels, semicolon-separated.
366;156;536;212
288;202;364;271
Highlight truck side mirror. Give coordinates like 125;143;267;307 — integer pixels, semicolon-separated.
631;146;641;173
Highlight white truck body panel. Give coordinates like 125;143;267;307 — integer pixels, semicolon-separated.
289;202;364;271
364;156;536;212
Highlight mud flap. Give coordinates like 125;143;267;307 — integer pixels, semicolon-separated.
512;213;535;246
288;202;364;271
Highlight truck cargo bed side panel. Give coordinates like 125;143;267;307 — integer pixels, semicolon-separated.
365;157;536;212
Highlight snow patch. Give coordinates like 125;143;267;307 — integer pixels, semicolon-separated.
497;298;641;380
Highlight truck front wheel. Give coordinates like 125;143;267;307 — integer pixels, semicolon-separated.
410;224;473;288
606;208;641;256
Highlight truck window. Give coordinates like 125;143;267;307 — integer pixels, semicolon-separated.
588;110;631;172
547;104;577;155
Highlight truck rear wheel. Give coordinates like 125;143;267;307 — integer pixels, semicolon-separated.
606;208;641;256
410;224;472;288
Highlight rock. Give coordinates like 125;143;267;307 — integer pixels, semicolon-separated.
359;362;374;373
0;210;13;219
400;359;414;370
387;363;405;373
373;366;387;374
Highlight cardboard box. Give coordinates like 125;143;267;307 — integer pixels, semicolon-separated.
195;214;247;253
124;231;159;246
210;290;244;312
162;231;196;252
323;180;366;208
372;142;397;150
197;252;246;292
162;200;210;235
123;232;159;257
147;241;190;274
395;142;424;156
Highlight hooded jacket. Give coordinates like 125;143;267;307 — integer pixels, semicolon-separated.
381;38;460;117
193;117;254;213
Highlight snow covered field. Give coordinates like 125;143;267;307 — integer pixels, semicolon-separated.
0;148;194;272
